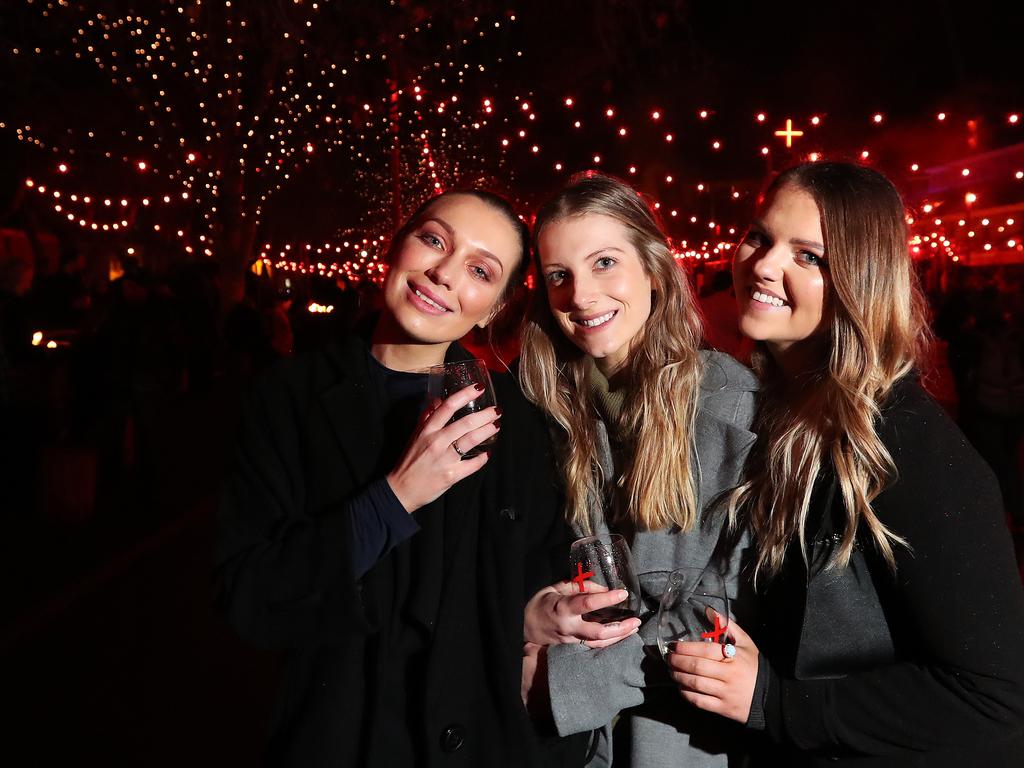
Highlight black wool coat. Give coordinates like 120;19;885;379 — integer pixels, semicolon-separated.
216;332;588;767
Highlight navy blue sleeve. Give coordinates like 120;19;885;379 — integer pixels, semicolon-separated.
348;477;421;577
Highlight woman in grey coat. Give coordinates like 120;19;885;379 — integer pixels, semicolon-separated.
518;173;757;767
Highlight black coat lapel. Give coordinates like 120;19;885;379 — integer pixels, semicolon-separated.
317;335;385;486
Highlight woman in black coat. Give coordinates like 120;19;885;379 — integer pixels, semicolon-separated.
216;190;588;767
669;162;1024;766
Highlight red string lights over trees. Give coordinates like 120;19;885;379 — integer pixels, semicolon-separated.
3;2;1023;292
3;0;525;295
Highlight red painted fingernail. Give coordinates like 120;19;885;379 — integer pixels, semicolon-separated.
494;406;503;415
474;383;484;392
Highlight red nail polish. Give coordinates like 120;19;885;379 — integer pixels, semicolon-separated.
494;406;503;416
474;383;484;392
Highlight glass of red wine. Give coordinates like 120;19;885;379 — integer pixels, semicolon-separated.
569;533;642;623
656;567;729;660
426;359;497;460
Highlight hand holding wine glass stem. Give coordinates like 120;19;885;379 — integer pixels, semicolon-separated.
386;385;501;513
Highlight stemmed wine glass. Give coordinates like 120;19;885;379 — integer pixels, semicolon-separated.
656;567;729;659
426;359;497;459
569;533;642;623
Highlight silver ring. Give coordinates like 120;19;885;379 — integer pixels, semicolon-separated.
451;440;466;457
722;642;737;659
579;638;588;648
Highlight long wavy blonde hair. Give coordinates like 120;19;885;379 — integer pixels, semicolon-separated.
729;162;930;581
520;173;705;534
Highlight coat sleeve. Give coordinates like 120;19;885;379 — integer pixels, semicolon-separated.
214;365;382;649
765;390;1024;755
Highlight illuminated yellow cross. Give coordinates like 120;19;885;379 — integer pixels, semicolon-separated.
774;118;804;147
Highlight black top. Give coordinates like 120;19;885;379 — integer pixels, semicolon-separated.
749;376;1024;767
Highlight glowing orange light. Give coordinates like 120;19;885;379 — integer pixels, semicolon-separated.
58;163;68;173
810;116;821;125
564;97;574;107
1010;114;1020;124
911;163;919;172
618;127;627;136
774;119;803;147
873;113;884;123
605;108;614;118
699;109;709;119
756;113;766;123
628;166;637;174
664;133;673;142
711;140;721;150
937;112;947;121
965;192;977;204
137;161;147;171
651;110;661;120
593;154;601;163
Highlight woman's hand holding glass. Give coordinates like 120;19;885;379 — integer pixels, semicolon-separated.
524;579;641;648
667;614;760;724
386;384;500;513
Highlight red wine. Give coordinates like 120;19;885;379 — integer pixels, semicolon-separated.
582;605;637;624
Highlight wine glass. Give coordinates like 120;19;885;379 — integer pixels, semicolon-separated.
569;533;642;623
426;359;497;459
656;567;729;659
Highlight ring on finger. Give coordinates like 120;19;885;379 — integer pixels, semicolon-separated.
579;638;588;648
451;440;466;457
722;642;737;660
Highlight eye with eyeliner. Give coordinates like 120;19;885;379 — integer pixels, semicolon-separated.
544;269;567;287
742;229;768;248
468;263;492;282
796;250;827;268
417;230;445;250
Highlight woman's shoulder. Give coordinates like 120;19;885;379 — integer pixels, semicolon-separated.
880;376;973;457
877;375;1000;519
697;350;758;430
699;350;759;394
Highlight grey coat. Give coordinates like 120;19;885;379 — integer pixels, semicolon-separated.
546;351;758;768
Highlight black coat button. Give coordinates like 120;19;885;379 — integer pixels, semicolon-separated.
440;724;466;753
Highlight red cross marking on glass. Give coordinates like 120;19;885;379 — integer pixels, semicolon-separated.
571;562;595;593
701;613;728;642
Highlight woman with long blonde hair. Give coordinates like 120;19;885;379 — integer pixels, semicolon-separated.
670;162;1024;767
519;172;759;766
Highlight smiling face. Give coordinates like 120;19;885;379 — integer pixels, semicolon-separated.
382;193;522;347
537;212;653;375
733;183;830;373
